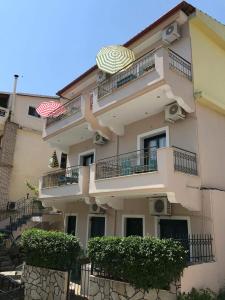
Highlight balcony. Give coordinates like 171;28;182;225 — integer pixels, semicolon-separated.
39;165;89;201
93;48;194;135
42;96;93;149
89;147;201;211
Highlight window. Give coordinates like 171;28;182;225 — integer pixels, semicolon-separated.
123;216;144;237
0;94;9;109
28;106;40;118
88;216;105;238
60;153;67;169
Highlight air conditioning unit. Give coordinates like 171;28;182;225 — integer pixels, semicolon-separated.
162;22;180;44
89;203;105;214
93;132;108;145
7;202;16;211
96;71;108;83
149;197;172;216
165;102;185;122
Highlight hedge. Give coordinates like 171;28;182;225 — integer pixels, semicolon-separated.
88;236;187;292
20;228;82;271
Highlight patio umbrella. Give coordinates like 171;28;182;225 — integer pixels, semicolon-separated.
36;101;66;118
96;45;135;74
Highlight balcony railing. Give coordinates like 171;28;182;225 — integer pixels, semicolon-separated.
42;166;80;188
96;148;158;180
173;146;197;175
173;234;214;264
98;50;155;99
95;147;198;180
169;49;192;81
46;96;82;127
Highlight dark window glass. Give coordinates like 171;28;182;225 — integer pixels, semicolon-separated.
82;153;94;166
28;106;40;118
89;216;105;238
60;153;67;169
125;218;143;237
67;216;76;236
0;94;9;109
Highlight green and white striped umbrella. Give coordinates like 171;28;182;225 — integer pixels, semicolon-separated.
96;45;135;74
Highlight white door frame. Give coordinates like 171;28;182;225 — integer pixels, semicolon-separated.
78;149;96;165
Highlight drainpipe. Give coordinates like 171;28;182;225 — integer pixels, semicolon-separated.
10;74;19;121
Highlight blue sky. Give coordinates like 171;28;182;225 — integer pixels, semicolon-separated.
0;0;224;96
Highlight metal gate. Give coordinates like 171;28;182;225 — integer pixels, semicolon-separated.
68;260;91;299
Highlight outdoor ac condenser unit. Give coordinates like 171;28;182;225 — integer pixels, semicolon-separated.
89;203;105;214
149;197;172;216
162;22;180;44
93;132;108;145
165;102;185;123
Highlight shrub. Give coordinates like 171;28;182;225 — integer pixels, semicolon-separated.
217;288;225;300
20;228;82;271
178;288;216;299
88;236;187;292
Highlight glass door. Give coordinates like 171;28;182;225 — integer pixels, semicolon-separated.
143;133;166;170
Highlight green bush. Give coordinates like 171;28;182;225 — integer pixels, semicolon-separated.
178;288;216;299
20;228;82;271
88;236;187;292
217;289;225;300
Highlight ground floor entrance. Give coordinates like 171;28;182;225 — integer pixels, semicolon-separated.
159;219;189;239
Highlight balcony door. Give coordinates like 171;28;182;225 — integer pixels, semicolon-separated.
143;133;166;168
88;216;105;238
66;215;77;236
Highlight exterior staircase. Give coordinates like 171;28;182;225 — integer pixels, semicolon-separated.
0;198;48;272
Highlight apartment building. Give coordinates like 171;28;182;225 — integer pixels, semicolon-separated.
0;83;58;211
39;2;225;291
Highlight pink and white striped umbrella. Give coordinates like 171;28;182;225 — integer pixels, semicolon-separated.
36;101;66;117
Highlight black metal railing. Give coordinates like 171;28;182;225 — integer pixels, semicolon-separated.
69;260;91;299
173;234;214;265
173;146;197;175
42;166;80;188
169;49;192;81
0;198;43;237
0;274;24;299
95;148;158;180
98;50;155;99
46;96;81;127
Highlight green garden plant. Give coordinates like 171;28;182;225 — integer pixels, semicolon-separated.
20;228;82;271
178;288;216;300
88;236;187;293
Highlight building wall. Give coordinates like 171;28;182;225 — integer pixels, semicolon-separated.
11;94;58;132
190;11;225;114
0;121;18;209
196;103;225;189
9;128;53;201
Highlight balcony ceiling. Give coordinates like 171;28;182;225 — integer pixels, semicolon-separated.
96;85;174;135
46;121;93;151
